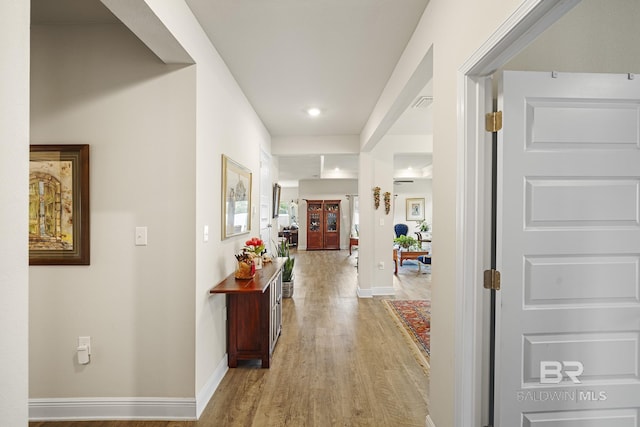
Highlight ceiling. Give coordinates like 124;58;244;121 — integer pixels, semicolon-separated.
31;0;434;185
185;0;431;137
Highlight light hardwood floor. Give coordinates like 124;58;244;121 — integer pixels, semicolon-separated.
30;249;430;427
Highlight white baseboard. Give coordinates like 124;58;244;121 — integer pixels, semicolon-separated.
357;286;396;298
372;286;395;296
29;354;230;422
357;286;373;298
196;354;228;418
426;414;436;427
29;397;196;421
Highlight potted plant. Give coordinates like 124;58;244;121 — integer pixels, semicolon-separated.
275;239;289;258
417;220;431;233
276;239;295;298
282;256;295;297
394;235;418;251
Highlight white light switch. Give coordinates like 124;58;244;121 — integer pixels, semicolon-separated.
379;218;384;226
135;227;147;246
77;336;91;365
203;225;209;242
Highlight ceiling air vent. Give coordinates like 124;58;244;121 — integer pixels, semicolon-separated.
412;96;433;109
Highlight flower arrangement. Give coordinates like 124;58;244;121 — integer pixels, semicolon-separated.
373;186;381;209
384;191;391;214
244;237;265;256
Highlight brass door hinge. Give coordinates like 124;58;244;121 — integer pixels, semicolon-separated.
484;269;501;290
485;111;503;132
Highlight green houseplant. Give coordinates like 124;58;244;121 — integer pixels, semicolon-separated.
276;239;289;258
276;239;295;297
283;256;295;283
394;235;418;250
418;220;431;232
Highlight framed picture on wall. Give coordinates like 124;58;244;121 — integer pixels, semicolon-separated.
29;144;90;265
406;198;425;221
222;154;252;240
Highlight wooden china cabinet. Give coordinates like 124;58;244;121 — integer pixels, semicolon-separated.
305;199;340;250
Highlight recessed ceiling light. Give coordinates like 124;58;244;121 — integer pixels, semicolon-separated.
307;107;321;117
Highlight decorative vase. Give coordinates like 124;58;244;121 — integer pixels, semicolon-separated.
234;260;255;279
254;255;263;270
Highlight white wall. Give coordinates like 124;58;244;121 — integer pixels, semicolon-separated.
297;179;357;250
272;135;359;155
0;2;29;425
392;180;433;232
30;24;197;399
140;1;272;408
356;140;400;296
505;0;640;74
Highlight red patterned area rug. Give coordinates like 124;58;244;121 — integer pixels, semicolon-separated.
383;299;430;371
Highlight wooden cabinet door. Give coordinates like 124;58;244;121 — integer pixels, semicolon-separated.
306;200;324;250
270;270;282;353
323;200;340;250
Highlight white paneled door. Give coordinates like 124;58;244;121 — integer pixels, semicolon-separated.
495;71;640;426
260;149;273;251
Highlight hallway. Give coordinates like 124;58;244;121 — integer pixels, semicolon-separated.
30;249;430;426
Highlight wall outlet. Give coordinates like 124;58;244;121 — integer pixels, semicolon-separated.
378;261;384;270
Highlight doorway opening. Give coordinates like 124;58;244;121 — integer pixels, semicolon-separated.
456;0;640;424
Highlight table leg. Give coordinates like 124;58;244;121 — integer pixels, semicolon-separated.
393;249;398;274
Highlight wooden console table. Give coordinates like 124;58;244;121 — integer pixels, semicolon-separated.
210;258;284;368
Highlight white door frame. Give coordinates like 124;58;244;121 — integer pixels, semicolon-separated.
454;1;581;425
